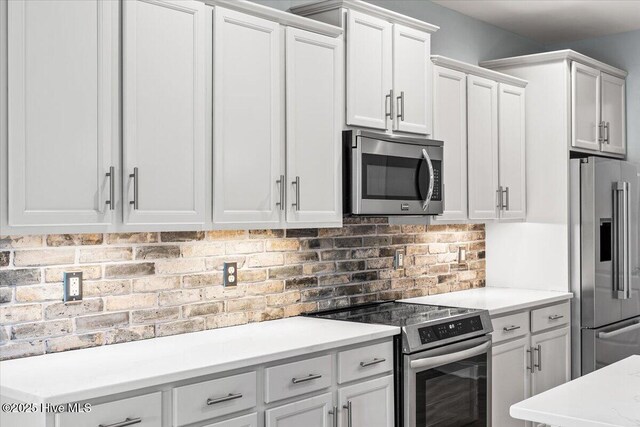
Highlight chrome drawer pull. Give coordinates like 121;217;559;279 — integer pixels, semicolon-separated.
502;325;521;332
292;373;322;384
360;358;386;367
548;314;564;320
207;393;243;405
99;418;141;427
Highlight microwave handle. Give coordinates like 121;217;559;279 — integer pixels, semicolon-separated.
410;340;490;371
421;149;435;211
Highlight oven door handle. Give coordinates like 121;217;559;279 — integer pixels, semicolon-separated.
421;148;435;211
410;340;491;371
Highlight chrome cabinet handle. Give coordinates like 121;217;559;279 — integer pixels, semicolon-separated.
99;418;141;427
328;406;338;426
396;91;405;121
105;166;115;210
129;167;139;209
503;325;521;332
613;181;631;299
496;186;503;209
385;89;394;120
421;148;434;211
534;344;542;372
548;314;564;320
276;175;285;210
598;121;605;143
207;393;243;405
292;373;321;384
343;400;353;427
502;187;510;210
526;347;534;372
360;357;386;367
291;176;301;211
605;121;611;144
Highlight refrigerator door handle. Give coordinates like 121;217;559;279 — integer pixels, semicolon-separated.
613;181;631;300
597;321;640;339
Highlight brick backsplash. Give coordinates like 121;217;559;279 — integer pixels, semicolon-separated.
0;218;485;360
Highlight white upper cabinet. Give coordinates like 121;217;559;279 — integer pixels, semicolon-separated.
346;10;392;130
467;75;499;220
6;0;118;230
123;0;209;227
601;72;626;156
498;83;526;220
285;28;343;227
432;65;467;221
212;7;283;228
571;62;601;151
392;24;432;135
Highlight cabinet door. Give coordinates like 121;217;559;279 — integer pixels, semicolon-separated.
205;413;258;427
285;28;342;227
571;62;601;151
498;84;526;220
432;66;467;222
346;10;392;130
123;0;209;226
265;393;333;427
467;75;499;220
338;375;393;427
392;24;431;135
601;73;626;156
531;327;571;396
492;337;530;427
7;0;118;230
213;7;283;228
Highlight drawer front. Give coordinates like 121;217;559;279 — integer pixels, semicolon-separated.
531;302;570;333
174;371;257;426
338;341;394;384
491;312;530;343
57;392;161;427
204;412;258;427
264;354;332;403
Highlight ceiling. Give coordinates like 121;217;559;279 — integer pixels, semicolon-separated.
432;0;640;44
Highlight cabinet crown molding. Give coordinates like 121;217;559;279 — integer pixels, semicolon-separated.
202;0;343;37
480;49;627;79
290;0;440;34
432;55;528;87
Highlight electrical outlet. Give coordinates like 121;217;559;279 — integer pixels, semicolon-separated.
63;271;83;302
223;262;238;287
394;249;405;270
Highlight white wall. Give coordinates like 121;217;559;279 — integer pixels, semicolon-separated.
252;0;544;63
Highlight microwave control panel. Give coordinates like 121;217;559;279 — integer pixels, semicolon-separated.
431;160;442;201
418;316;483;344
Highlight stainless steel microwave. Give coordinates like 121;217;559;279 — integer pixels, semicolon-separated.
344;130;444;216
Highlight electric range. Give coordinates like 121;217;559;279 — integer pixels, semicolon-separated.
308;301;493;427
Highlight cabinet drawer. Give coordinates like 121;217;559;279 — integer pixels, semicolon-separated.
338;341;393;384
531;302;570;333
57;392;161;427
491;312;530;343
173;371;257;426
264;354;332;403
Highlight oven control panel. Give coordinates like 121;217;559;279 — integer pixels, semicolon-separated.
418;316;483;344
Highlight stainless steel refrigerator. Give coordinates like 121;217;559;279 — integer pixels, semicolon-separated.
571;157;640;377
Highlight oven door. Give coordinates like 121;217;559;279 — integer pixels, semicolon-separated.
404;335;491;427
354;136;443;215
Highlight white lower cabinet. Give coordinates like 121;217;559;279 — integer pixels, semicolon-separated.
337;375;394;427
491;304;571;427
205;413;259;427
266;393;334;427
56;392;162;427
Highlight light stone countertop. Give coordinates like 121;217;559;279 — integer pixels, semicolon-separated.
510;355;640;427
400;287;573;316
0;316;399;405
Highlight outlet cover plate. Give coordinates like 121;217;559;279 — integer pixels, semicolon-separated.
223;262;238;287
63;271;83;302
